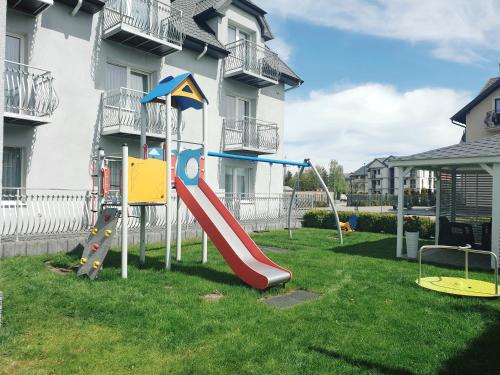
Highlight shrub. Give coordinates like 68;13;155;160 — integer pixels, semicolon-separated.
302;209;435;239
313;200;329;208
302;209;329;228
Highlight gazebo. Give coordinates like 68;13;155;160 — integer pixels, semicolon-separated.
390;134;500;267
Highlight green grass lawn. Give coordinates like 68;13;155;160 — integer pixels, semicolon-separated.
1;228;500;374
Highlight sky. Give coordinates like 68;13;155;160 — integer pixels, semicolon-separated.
254;0;500;173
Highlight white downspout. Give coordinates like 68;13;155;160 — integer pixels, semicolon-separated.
71;0;83;16
196;44;208;61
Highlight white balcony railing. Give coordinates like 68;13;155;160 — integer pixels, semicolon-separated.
4;60;59;120
103;0;184;49
1;188;313;241
102;87;183;137
224;39;281;83
223;117;279;153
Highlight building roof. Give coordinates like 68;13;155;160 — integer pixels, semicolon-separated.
171;0;302;85
173;0;228;57
366;156;394;168
350;165;368;177
390;134;500;166
450;77;500;125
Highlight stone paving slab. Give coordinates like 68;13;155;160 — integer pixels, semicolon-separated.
263;290;319;308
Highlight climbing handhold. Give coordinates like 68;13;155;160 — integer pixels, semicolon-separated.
105;229;112;237
80;257;87;265
92;261;101;269
91;243;100;252
104;214;111;222
91;227;98;235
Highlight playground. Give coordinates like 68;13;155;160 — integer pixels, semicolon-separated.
1;228;499;374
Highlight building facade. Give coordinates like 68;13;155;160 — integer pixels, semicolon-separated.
349;156;434;195
2;0;302;198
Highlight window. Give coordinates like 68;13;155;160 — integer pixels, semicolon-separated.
225;95;250;120
228;25;251;44
225;167;251;195
5;35;23;114
105;62;150;92
6;34;22;64
2;147;23;191
107;159;122;192
495;98;500;114
410;179;416;189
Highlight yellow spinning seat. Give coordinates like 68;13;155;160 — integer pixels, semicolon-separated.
416;245;499;299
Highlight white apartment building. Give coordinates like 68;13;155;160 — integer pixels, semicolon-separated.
1;0;302;197
366;156;434;194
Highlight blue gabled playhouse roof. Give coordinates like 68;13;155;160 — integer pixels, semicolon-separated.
141;73;208;111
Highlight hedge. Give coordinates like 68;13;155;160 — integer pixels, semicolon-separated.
302;209;435;239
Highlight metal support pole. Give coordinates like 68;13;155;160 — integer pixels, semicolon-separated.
202;101;208;263
396;167;405;258
451;169;457;222
165;94;172;270
491;163;500;269
121;144;128;279
139;104;147;265
434;171;441;246
309;161;343;245
176;108;183;262
287;165;305;239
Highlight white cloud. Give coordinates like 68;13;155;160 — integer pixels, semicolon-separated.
267;37;293;62
283;83;470;172
256;0;500;64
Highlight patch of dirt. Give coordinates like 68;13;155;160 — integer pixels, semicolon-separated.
202;291;224;302
163;285;173;290
44;261;74;275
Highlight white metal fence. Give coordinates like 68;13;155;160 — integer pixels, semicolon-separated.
1;188;314;242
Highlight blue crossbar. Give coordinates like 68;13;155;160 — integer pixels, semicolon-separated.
207;151;310;167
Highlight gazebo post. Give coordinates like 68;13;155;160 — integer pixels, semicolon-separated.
396;166;412;257
491;163;500;269
434;170;441;246
451;169;457;222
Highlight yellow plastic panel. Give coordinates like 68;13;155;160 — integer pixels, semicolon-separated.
128;157;167;205
172;78;204;104
416;277;499;298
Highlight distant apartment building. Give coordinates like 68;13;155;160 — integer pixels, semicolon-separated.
349;156;434;195
347;165;368;193
1;0;302;196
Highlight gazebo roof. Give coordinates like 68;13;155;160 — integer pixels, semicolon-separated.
390;134;500;167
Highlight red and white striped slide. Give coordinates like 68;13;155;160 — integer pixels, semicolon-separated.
176;177;291;289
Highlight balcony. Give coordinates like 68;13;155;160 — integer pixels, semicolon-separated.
223;117;279;155
224;39;281;88
484;111;500;130
4;61;59;126
102;0;184;57
7;0;52;16
102;87;182;139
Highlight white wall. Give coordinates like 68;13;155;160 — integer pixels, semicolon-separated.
3;2;287;195
0;0;5;185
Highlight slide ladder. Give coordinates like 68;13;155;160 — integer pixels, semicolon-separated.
176;177;291;289
77;207;119;280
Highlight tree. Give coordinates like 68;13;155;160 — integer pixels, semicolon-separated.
327;160;348;193
283;170;293;187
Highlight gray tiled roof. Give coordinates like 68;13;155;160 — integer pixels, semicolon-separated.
174;0;226;51
274;54;302;83
393;134;500;162
350;165;367;176
172;0;302;85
